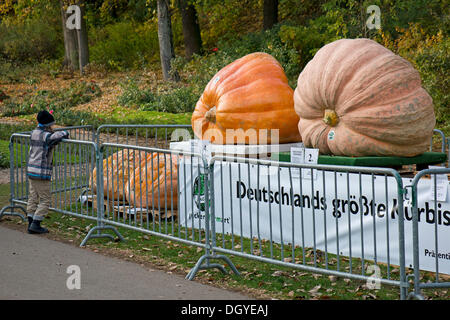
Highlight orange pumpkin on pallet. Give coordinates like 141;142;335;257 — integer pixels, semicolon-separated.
192;52;302;145
90;149;148;201
294;38;436;157
125;153;179;210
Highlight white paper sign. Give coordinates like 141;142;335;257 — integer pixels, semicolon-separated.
304;148;319;164
304;148;319;180
290;147;305;164
290;147;319;180
290;147;305;179
429;166;449;202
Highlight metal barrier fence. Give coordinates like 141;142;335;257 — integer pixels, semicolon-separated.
204;156;409;299
96;124;193;149
1;124;449;300
0;132;116;239
408;167;450;300
432;129;449;167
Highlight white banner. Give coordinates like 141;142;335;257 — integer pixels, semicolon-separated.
179;160;450;274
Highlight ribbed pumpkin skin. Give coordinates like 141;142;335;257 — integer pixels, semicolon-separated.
126;153;178;210
91;149;147;201
294;38;436;157
192;52;302;145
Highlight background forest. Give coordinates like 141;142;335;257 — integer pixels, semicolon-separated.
0;0;448;135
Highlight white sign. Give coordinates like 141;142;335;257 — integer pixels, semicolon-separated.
290;147;319;180
304;148;319;164
429;166;448;202
179;160;450;274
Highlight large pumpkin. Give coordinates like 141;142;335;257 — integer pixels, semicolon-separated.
294;38;436;157
125;153;179;210
90;149;148;201
192;52;302;145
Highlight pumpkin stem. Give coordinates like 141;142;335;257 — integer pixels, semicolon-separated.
205;106;217;123
323;109;339;127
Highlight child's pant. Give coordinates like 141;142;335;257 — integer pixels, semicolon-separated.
26;179;51;221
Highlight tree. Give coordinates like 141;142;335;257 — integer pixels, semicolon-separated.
157;0;179;81
60;0;78;70
178;0;202;60
60;0;89;74
263;0;278;30
76;0;89;74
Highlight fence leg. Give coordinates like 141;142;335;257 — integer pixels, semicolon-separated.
186;251;240;281
0;204;27;221
80;224;125;247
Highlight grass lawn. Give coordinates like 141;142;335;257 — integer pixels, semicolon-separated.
0;182;448;300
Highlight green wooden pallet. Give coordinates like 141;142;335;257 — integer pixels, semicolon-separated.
271;151;447;168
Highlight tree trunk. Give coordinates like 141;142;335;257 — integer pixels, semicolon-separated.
263;0;278;30
178;0;202;60
60;0;78;70
157;0;179;81
76;0;89;75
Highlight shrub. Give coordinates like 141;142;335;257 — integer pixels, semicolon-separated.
117;78;157;108
149;87;199;113
415;38;450;134
0;81;102;117
0;123;35;141
89;21;160;71
173;26;302;88
0;19;62;63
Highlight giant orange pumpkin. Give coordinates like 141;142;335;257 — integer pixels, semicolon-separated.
294;38;436;157
90;149;148;201
192;52;302;145
125;153;179;210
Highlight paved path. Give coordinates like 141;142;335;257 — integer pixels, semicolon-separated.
0;225;251;300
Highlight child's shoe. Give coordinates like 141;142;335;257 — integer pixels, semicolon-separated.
28;220;49;234
27;216;33;232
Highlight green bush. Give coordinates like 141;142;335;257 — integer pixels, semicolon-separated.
149;87;199;113
0;123;35;141
0;140;10;168
173;26;302;88
415;38;450;135
89;21;160;71
118;78;198;113
117;78;157;107
0;81;102;117
0;19;62;63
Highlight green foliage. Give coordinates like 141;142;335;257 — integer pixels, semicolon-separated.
0;123;35;141
415;38;450;134
150;87;199;113
0;19;62;63
118;78;198;113
173;26;302;88
0;140;9;168
0;81;102;117
197;0;262;48
89;21;159;71
117;77;157;108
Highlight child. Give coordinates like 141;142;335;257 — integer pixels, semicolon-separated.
26;110;69;234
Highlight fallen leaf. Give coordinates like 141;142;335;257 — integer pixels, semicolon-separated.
309;285;321;294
